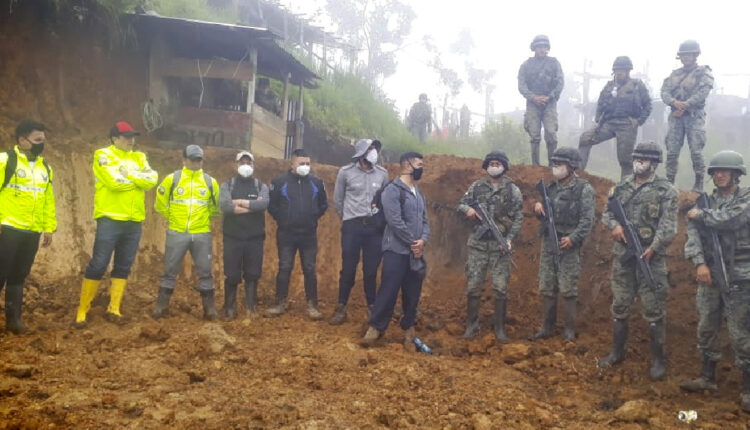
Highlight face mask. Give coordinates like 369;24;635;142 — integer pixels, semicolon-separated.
411;167;423;181
487;165;504;178
296;165;311;177
238;164;254;178
633;160;650;175
30;142;44;156
365;149;378;165
552;165;568;180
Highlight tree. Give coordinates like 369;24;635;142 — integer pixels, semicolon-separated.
326;0;415;86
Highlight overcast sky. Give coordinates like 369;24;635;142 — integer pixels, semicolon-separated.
286;0;750;116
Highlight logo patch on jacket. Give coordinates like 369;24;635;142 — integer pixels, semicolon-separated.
176;187;184;195
198;188;207;197
98;157;109;166
16;169;26;178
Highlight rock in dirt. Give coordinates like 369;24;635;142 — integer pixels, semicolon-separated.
614;400;653;422
500;343;531;363
5;365;34;378
139;325;170;342
198;324;236;354
471;413;492;430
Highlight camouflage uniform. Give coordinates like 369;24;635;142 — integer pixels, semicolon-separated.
537;177;595;298
660;65;714;184
518;56;564;165
602;174;678;322
685;187;750;369
408;101;432;143
579;79;652;179
458;176;524;299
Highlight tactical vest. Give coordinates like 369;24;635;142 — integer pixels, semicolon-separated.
699;188;750;281
544;177;587;236
668;66;709;102
604;79;642;120
473;178;516;235
614;177;672;246
523;57;559;96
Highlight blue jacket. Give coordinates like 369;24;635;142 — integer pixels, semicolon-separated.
382;178;430;255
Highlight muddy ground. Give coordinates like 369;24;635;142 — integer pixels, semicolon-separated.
0;146;749;429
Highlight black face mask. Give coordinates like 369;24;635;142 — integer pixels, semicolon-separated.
30;142;44;156
411;167;423;181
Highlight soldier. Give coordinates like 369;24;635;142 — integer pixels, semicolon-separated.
457;151;524;342
407;93;432;143
661;40;714;191
579;56;652;180
599;142;678;380
531;148;595;341
518;34;564;166
681;151;750;412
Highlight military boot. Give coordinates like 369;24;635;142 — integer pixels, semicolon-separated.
4;284;27;335
244;281;257;315
531;295;557;340
693;174;704;192
649;319;667;380
462;296;481;339
223;282;238;321
403;327;417;352
151;287;173;319
598;318;628;368
530;142;541;166
201;290;219;321
306;300;324;321
742;369;750;413
328;303;347;325
562;297;577;341
680;356;718;392
493;298;509;343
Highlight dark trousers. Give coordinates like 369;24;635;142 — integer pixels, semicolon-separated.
275;229;318;302
84;217;143;280
337;219;383;306
369;251;424;332
0;227;41;291
223;235;264;285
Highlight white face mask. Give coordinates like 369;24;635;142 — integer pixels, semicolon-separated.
487;165;504;177
365;149;378;165
296;165;311;177
237;164;254;178
552;165;568;180
633;160;651;175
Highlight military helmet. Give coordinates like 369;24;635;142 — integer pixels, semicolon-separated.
529;34;550;51
550;147;582;169
631;142;663;163
708;150;746;175
677;40;701;57
612;56;633;71
352;138;382;160
483;150;509;171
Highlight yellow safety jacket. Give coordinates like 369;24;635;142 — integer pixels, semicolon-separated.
0;146;56;233
155;167;220;233
93;145;158;222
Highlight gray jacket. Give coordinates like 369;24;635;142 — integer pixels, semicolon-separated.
334;163;389;220
382;178;430;255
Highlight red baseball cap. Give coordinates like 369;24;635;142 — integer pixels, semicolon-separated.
110;121;140;137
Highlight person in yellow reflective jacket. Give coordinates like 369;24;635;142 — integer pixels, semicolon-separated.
152;144;221;320
0;120;56;334
75;122;158;327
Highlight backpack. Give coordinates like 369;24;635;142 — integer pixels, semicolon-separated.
371;180;409;232
1;149;51;191
169;169;216;205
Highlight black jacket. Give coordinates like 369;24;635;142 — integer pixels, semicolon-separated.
269;170;328;233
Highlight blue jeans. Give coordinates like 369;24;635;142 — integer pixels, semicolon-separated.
84;218;142;280
369;251;424;332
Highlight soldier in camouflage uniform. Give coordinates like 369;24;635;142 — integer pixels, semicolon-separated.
681;151;750;413
599;142;678;381
457;151;524;342
407;93;432;143
579;56;652;180
531;148;595;341
661;40;714;191
518;35;564;166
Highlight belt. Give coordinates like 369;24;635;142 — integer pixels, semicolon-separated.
346;216;376;225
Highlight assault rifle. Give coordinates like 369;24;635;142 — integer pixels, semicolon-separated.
536;179;561;268
607;197;659;292
470;201;516;268
696;192;730;292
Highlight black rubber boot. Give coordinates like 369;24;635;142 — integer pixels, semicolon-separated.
151;287;173;319
680;356;718;392
531;295;557;340
598;318;628;368
693;174;704;192
562;297;576;341
244;281;257;315
649;319;667;380
742;369;750;413
201;290;219;321
493;298;509;343
530;142;541;166
223;282;238;321
329;303;347;325
462;296;481;339
5;284;27;335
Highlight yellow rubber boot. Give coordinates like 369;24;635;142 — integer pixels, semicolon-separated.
107;278;127;317
75;278;100;324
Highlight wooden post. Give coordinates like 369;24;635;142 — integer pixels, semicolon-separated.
281;72;290;120
296;84;305;149
246;46;258;114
